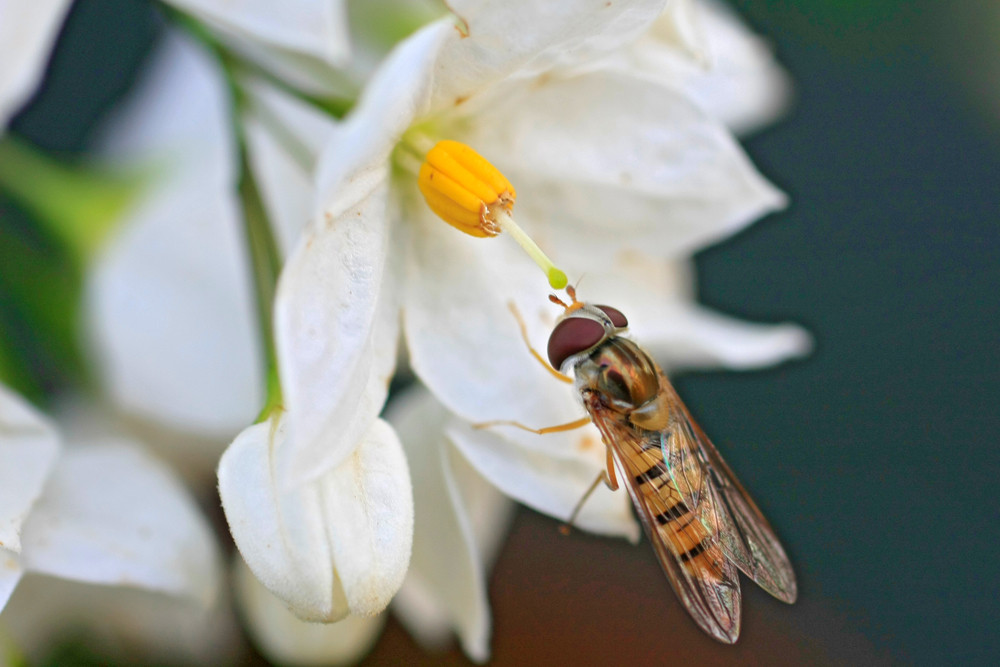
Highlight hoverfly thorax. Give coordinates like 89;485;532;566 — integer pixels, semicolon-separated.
580;338;662;411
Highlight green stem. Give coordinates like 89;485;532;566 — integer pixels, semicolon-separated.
159;2;358;119
235;132;284;423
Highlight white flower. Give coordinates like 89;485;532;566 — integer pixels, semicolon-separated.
0;385;222;657
0;0;74;133
86;30;264;442
277;0;795;488
255;0;806;580
221;385;515;665
222;0;670;625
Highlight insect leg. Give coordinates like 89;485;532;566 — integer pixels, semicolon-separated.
507;300;573;384
605;447;619;491
473;415;591;434
559;470;607;536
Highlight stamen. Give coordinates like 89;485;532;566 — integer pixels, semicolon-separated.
418;140;568;289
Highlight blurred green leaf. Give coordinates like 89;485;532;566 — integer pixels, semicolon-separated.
0;136;144;266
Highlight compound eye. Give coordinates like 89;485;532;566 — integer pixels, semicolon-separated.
547;317;606;370
594;305;628;328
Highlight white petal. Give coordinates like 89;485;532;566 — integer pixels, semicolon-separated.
163;0;350;66
633;0;793;135
0;0;73;131
567;254;811;371
432;0;667;108
19;442;220;606
1;574;241;664
446;420;637;541
0;385;60;553
241;76;339;256
463;69;786;261
234;557;384;666
642;304;813;371
219;415;413;620
644;0;707;62
87;31;263;438
313;21;446;215
274;178;398;483
219;417;346;621
321;419;413;617
404;206;579;432
387;387;514;661
403;212;637;540
0;547;24;611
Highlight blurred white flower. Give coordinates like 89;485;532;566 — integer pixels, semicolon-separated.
233;557;385;666
0;0;73;133
388;386;516;663
86;30;263;444
162;0;353;98
0;385;223;659
85;28;337;456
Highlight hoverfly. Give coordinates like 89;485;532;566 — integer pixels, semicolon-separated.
493;287;797;643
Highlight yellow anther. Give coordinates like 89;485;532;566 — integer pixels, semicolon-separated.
418;140;567;289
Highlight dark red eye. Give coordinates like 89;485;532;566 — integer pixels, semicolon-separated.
547;317;606;370
595;305;628;328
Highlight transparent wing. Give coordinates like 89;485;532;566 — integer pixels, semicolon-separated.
588;405;743;643
660;376;798;604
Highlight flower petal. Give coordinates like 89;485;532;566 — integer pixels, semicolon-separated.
432;0;667;108
446;420;637;541
632;0;793;135
387;387;515;661
86;30;263;438
0;0;73;131
19;442;220;605
241;76;339;256
313;20;446;215
643;304;813;371
274;178;399;483
567;253;811;371
1;574;241;664
219;415;413;620
0;385;60;553
234;557;385;666
403;212;637;540
0;547;24;611
218;417;346;621
163;0;350;66
462;69;786;261
321;418;413;617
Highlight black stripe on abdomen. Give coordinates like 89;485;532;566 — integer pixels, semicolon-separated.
679;540;708;562
634;459;668;486
655;501;690;525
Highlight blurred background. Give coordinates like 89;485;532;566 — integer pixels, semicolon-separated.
2;0;998;665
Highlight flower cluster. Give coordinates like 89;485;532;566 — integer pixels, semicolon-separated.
0;0;808;663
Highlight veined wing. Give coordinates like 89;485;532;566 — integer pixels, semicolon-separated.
587;401;742;643
659;375;798;604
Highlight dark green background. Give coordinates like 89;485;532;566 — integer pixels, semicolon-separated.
5;0;998;664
